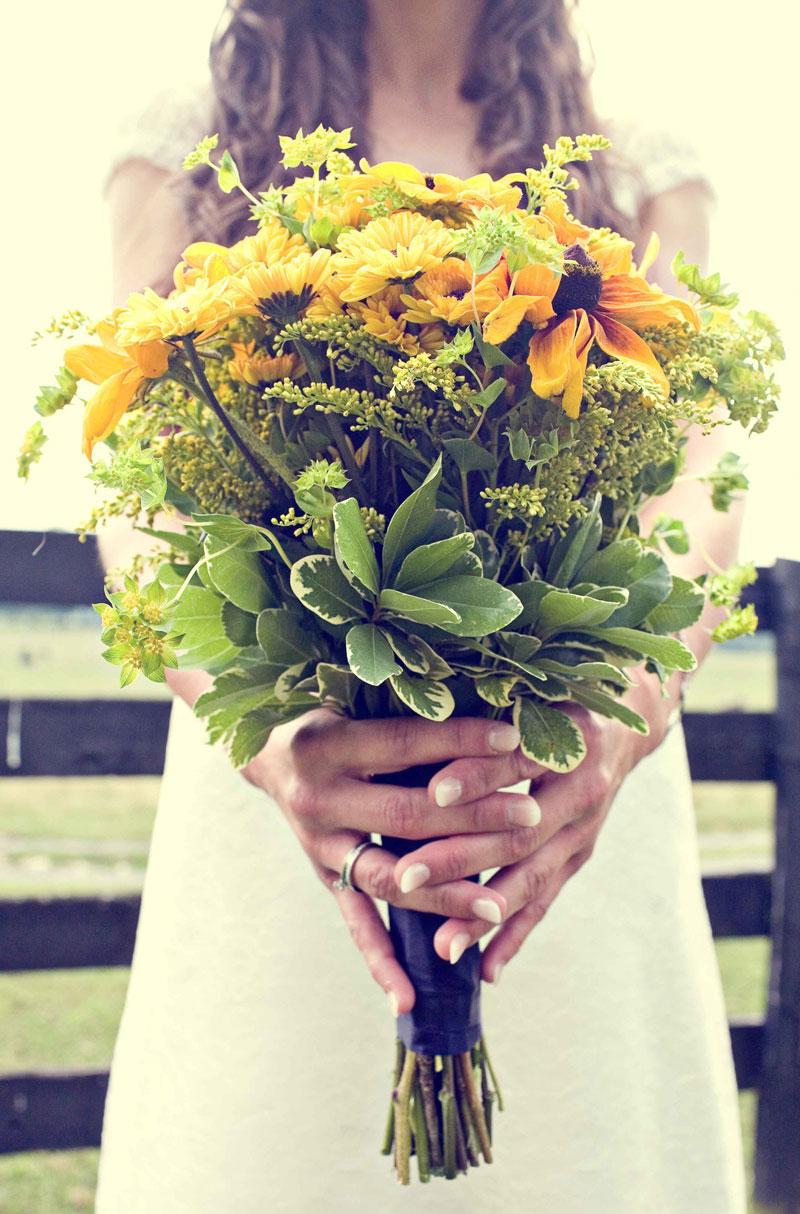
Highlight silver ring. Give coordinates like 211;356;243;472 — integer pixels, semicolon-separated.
333;839;379;892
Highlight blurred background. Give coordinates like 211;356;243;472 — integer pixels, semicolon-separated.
0;2;794;1209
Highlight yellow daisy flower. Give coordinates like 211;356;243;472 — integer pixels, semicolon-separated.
229;344;301;386
331;211;455;302
235;249;335;325
115;280;236;347
353;286;421;354
179;219;306;284
358;160;523;218
400;258;508;326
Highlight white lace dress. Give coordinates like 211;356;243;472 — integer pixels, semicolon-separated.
94;91;743;1214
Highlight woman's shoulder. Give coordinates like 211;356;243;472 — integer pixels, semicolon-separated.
603;117;714;220
105;78;214;191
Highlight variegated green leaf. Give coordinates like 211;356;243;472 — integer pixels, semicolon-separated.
383;627;429;674
393;532;474;592
411;575;522;637
290;554;366;624
379;587;461;628
256;608;315;665
567;684;649;733
582;626;697;671
332;497;380;596
389;671;455;721
345;623;401;686
475;674;518;707
381;455;442;580
513;697;587;772
316;662;359;712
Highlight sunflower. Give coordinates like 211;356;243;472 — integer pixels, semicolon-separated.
527;242;700;417
400;258;508;326
358;160;523;219
228;344;301;386
235;249;335;325
331;211;455;302
115;279;236;347
64;319;170;458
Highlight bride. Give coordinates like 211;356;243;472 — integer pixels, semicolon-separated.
94;1;746;1210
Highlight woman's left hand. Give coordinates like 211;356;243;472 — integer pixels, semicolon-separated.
391;672;678;984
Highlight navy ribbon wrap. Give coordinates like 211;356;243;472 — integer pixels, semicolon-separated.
377;762;482;1057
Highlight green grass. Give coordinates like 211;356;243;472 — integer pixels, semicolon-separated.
0;620;780;1211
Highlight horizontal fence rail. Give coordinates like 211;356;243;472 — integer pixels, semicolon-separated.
1;533;796;1200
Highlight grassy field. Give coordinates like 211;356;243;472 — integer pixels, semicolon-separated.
0;613;781;1211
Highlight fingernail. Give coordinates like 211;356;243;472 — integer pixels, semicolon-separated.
488;723;520;752
434;777;462;807
449;932;471;965
508;796;541;827
387;990;399;1017
400;863;430;894
493;963;504;986
472;898;503;925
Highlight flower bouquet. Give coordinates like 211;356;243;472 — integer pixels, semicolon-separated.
23;126;781;1183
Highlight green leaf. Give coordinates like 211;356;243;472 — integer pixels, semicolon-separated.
607;552;672;628
222;601;258;647
383;628;429;674
471;378;507;410
290;554;366;624
581;626;697;672
472;322;514;367
316;663;359;712
646;576;705;634
536;589;619;637
256;608;314;665
567;684;649;733
648;515;689;555
204;536;275;614
535;657;631;688
217;148;242;193
171;586;240;670
381;455;442;581
578;538;642;587
137;526;203;562
389;671;455;721
425;508;466;541
509;579;551;628
411;575;522;637
442;437;497;473
513;698;587;773
379;587;461;628
545;500;603;587
230;711;276;768
475;675;518;708
393;533;474;592
195;664;281;730
332;497;380;595
346;623;401;686
192;514;271;551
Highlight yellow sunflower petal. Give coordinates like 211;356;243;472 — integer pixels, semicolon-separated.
560;312;595;419
483;296;534;344
126;340;171;378
81;369;141;459
527;313;580;399
64;343;130;385
593;314;670;394
599;274;700;331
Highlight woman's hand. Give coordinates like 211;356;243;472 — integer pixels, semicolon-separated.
241;707;543;1013
393;672;679;984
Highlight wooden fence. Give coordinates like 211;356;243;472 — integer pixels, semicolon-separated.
0;530;798;1205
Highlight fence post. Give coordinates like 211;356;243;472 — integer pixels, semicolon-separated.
754;558;800;1206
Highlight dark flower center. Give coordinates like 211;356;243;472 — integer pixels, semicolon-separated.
425;175;435;189
552;243;602;316
258;284;315;325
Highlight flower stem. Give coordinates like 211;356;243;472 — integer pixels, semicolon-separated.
457;1052;493;1163
395;1049;417;1185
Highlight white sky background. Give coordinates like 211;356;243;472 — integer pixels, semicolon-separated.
1;0;795;560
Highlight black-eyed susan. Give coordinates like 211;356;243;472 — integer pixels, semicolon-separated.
481;261;560;344
400;258;508;326
228;344;301;386
235;249;335;325
64;319;170;458
331;211;455;302
527;241;699;417
358;160;523;218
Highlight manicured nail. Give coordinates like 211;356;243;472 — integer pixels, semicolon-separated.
493;963;504;986
472;898;503;925
435;777;462;807
488;723;520;752
449;932;471;965
400;863;430;894
508;797;541;828
387;990;399;1017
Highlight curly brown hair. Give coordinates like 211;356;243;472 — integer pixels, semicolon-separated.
188;0;634;243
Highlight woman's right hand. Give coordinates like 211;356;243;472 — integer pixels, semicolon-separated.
242;707;542;1013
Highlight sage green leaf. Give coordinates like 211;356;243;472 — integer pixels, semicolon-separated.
290;554;366;624
607;552;672;628
346;623;401;686
513;697;587;772
332;497;380;596
383;628;429;674
256;608;315;665
535;657;631;688
195;664;281;731
137;526;203;562
472;377;507;409
442;437;497;474
581;626;697;671
379;587;461;628
275;661;316;703
381;455;443;580
473;530;499;578
536;589;619;637
192;513;271;551
172;586;240;669
567;684;649;733
646;576;705;634
509;579;551;628
472;322;514;367
204;536;275;614
222;601;258;648
577;538;642;587
317;662;359;712
389;671;455;721
411;575;522;638
425;508;466;541
545;499;602;587
394;533;474;592
230;711;277;768
498;631;542;662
